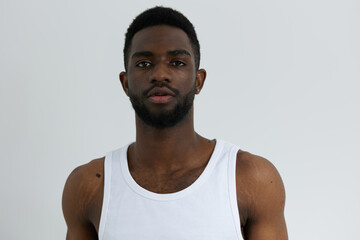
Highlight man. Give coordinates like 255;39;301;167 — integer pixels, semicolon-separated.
62;6;288;240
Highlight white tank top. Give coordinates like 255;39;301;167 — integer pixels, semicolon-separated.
99;139;243;240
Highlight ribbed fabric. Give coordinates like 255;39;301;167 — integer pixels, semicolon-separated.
99;139;243;240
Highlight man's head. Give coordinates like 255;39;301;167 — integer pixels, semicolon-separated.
123;6;200;71
120;8;206;129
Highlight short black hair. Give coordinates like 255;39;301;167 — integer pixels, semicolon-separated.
123;6;200;71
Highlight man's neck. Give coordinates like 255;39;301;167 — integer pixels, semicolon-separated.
129;111;211;173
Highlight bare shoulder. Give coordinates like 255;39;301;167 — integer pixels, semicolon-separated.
236;151;284;189
64;157;104;190
62;157;105;239
63;158;104;206
236;151;287;239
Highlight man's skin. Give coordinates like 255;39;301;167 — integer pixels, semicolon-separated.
62;25;288;240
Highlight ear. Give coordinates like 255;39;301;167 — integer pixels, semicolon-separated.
119;71;129;96
195;68;207;94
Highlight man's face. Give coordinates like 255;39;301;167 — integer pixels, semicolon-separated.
121;25;203;129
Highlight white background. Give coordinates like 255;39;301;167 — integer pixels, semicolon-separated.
1;0;359;239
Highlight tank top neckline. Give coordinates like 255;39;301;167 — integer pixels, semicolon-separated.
119;139;223;201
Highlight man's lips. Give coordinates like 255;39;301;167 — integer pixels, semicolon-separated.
146;87;175;97
149;95;173;103
147;87;175;104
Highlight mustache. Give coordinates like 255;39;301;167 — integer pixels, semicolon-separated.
143;82;180;97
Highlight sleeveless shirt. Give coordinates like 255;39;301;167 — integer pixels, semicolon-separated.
98;139;243;240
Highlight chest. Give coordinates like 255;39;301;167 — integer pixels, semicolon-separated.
129;166;205;193
100;169;241;240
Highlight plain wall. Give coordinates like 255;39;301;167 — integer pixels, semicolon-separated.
1;0;359;239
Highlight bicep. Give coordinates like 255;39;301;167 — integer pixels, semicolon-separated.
243;209;287;240
245;164;287;239
62;167;98;240
237;153;288;240
65;225;98;240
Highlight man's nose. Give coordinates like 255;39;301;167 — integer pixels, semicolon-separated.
150;63;171;83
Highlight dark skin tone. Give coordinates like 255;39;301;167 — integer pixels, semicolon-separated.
62;25;288;240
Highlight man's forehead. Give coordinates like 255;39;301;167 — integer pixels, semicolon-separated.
129;25;193;55
131;49;192;60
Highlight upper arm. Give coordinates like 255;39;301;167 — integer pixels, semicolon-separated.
236;152;288;240
62;160;103;240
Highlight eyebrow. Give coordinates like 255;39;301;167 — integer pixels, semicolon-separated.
167;49;191;57
131;51;154;59
131;49;191;59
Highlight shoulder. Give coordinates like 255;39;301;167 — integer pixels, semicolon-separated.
62;157;105;231
66;157;105;182
235;151;286;223
63;157;104;200
236;151;283;186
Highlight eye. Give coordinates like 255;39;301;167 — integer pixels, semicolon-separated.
136;61;152;68
171;60;186;67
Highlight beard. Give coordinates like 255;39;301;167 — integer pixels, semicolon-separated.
128;83;196;129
